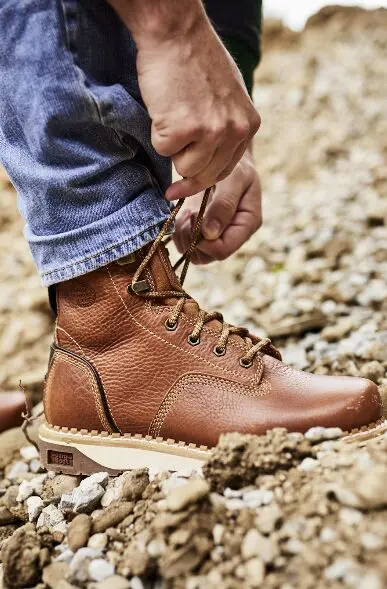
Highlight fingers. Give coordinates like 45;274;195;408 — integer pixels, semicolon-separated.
201;162;250;241
196;175;262;261
165;112;260;201
166;137;246;201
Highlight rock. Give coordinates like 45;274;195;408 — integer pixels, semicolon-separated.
241;529;278;563
1;524;41;587
88;533;108;551
68;513;92;552
121;469;150;501
17;474;47;501
147;538;166;558
255;504;282;534
70;547;101;583
305;426;343;443
324;558;357;581
166;479;209;512
298;457;319;472
321;318;353;342
360;533;383;551
42;562;70;588
20;445;39;462
88;558;115;582
46;474;79;499
92;502;134;533
360;361;385;383
26;496;44;522
129;577;145;589
37;504;64;530
242;489;273;507
212;524;225;545
245;557;265;586
60;473;109;514
6;460;28;481
0;506;17;525
0;428;37;470
95;575;131;589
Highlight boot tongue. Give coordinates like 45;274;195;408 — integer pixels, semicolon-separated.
147;242;182;294
145;243;229;330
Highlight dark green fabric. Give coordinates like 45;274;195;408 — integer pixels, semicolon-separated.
221;35;260;96
204;1;262;96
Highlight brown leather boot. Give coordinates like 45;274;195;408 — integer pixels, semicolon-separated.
39;194;385;475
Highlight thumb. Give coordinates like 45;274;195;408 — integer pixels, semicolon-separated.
202;184;240;241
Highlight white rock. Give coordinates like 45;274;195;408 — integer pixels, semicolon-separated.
325;559;357;581
298;458;319;472
17;473;47;501
147;538;166;558
320;527;337;543
212;524;225;545
225;498;245;511
224;488;243;499
29;458;44;473
243;489;274;507
360;533;383;551
130;576;145;589
305;426;343;442
87;472;110;488
70;547;101;573
88;533;108;551
7;461;29;481
101;486;121;508
88;559;115;582
60;474;108;513
339;508;363;526
54;549;74;564
37;504;65;530
20;445;39;462
26;495;44;522
37;506;62;530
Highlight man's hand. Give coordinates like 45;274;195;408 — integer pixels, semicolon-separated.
106;0;260;200
173;147;262;263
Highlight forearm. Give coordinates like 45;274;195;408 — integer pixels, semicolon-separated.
105;0;209;47
205;0;262;95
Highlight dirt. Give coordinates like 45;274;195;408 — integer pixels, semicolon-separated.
0;5;386;589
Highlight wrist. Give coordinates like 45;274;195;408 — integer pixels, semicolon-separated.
112;0;208;50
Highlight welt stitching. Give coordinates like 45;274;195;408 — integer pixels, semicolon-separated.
55;352;112;432
107;266;260;382
151;375;271;437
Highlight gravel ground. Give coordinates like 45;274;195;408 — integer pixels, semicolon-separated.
0;6;386;589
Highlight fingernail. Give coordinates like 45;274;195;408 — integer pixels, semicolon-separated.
204;219;221;240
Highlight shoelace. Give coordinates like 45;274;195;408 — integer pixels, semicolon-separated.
130;187;277;368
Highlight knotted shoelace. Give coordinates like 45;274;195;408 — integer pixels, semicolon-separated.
130;187;278;368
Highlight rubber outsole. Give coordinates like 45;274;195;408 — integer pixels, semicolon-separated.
39;419;387;476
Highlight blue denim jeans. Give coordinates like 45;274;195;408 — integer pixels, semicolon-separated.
0;0;172;285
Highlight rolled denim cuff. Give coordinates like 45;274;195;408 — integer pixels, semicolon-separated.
28;189;172;286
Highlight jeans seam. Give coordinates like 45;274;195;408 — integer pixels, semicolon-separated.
41;218;166;277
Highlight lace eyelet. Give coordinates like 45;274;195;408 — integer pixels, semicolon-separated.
213;346;226;357
165;319;178;331
239;357;253;369
187;334;200;346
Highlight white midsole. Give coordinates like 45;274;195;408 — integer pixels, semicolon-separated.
39;423;211;471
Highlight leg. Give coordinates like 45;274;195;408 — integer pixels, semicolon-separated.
0;0;172;286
